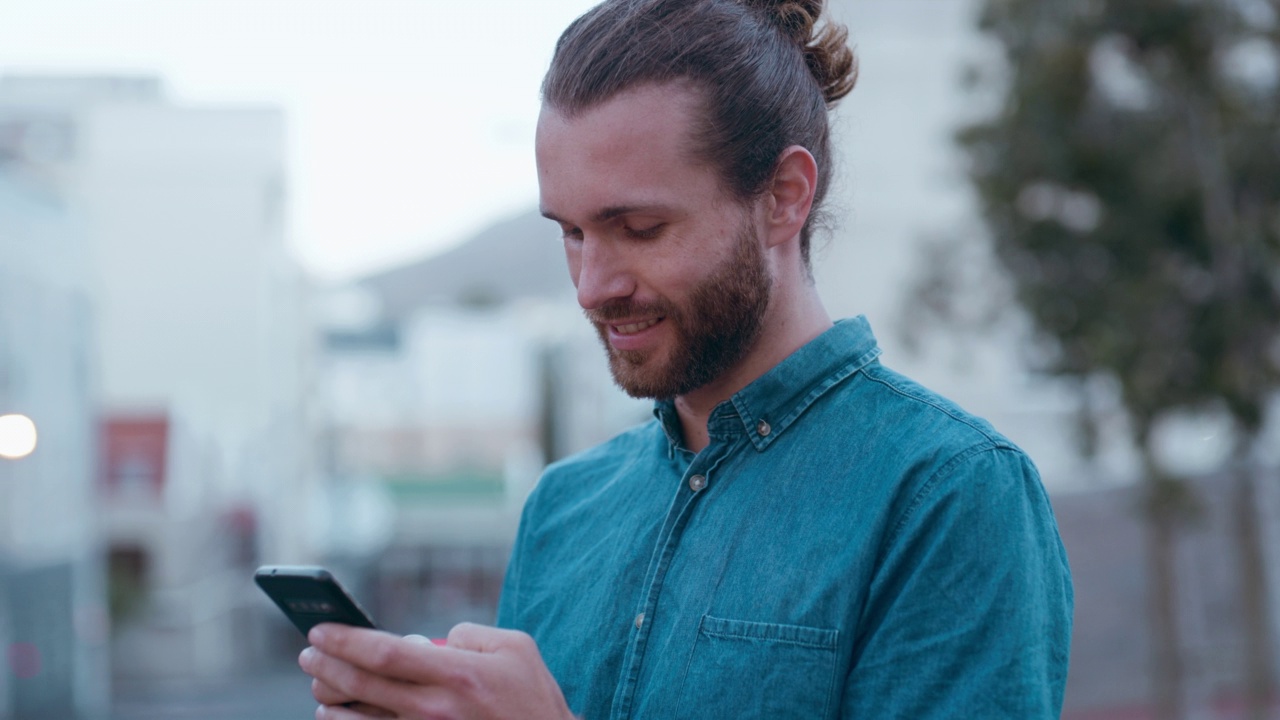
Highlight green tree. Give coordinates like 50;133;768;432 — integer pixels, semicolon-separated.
907;1;1280;717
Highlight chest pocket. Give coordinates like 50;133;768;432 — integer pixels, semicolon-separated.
675;615;839;719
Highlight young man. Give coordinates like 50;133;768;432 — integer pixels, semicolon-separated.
299;1;1073;717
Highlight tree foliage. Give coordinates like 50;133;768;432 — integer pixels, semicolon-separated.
950;0;1279;441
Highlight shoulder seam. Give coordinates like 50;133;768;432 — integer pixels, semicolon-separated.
863;365;1010;446
889;442;1025;542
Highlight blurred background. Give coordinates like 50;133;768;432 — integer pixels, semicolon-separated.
0;0;1277;718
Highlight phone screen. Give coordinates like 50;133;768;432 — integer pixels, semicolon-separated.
254;565;377;636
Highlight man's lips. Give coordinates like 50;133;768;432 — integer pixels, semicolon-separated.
612;317;663;334
601;316;666;351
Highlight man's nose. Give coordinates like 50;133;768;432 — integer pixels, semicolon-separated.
574;236;635;310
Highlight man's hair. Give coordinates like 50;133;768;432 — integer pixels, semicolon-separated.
543;0;858;268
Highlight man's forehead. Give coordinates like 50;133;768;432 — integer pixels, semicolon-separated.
534;81;737;224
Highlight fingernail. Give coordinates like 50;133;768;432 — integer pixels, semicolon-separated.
299;647;315;668
308;625;326;644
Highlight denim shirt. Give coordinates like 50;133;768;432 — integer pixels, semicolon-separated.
497;317;1073;719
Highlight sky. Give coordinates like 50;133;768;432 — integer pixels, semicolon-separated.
0;0;599;281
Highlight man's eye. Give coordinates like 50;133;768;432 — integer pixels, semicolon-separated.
561;227;584;241
626;224;663;240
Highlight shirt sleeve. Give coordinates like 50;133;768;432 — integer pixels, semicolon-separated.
495;484;537;629
841;444;1074;719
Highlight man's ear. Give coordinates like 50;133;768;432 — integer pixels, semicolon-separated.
763;145;818;249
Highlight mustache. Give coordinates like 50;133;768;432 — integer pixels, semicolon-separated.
585;298;674;325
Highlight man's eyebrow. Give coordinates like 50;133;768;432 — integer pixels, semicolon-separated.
540;205;672;225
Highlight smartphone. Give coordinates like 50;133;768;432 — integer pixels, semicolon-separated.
254;565;377;636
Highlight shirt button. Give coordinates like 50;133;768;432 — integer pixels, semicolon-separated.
756;419;772;437
634;613;645;629
688;474;707;492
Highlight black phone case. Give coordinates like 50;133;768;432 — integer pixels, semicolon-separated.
254;565;377;636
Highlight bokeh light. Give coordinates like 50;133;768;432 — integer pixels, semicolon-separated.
0;414;38;459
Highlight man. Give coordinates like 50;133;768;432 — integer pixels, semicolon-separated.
298;0;1073;717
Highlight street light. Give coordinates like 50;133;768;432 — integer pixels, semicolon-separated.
0;414;37;460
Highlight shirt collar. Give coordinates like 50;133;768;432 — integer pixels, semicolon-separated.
652;316;882;454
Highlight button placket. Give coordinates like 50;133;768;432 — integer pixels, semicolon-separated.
614;446;725;717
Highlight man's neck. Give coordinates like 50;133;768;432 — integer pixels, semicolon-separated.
674;290;832;452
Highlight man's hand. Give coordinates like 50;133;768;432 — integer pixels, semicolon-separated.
298;622;575;720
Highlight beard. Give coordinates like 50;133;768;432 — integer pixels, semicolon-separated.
586;221;772;399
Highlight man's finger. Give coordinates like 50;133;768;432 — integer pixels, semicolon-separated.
300;645;423;713
308;624;467;686
403;634;445;646
447;622;535;656
314;702;394;720
311;677;396;715
311;677;352;705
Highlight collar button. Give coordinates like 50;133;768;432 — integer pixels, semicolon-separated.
756;419;772;437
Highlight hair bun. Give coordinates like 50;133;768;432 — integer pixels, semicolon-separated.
744;0;858;105
743;0;818;45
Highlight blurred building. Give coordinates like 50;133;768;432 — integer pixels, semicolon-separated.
0;74;318;687
0;112;107;717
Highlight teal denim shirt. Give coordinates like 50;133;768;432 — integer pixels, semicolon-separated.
498;317;1073;719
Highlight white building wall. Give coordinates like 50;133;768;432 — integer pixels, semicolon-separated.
2;75;319;681
0;165;108;718
68;94;317;564
0;176;95;556
79;104;287;451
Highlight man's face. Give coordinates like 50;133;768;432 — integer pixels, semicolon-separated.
536;83;773;399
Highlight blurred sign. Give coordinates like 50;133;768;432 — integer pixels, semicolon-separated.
99;415;168;499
